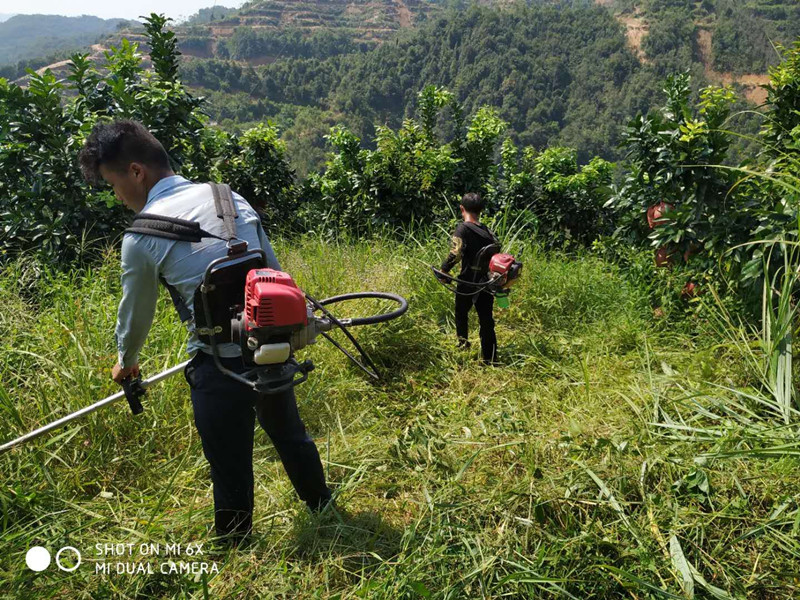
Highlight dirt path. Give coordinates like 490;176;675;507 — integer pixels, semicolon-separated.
592;1;769;105
33;44;107;76
596;1;769;105
619;13;649;63
396;0;412;28
696;28;769;104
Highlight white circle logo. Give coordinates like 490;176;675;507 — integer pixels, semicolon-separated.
55;546;81;572
26;546;51;571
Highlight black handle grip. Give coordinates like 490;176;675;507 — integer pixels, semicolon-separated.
121;376;146;415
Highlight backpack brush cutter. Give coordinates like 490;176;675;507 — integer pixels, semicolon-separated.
0;263;407;454
430;222;522;308
0;184;408;455
431;254;522;308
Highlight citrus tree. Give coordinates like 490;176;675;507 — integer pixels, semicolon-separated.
0;14;295;263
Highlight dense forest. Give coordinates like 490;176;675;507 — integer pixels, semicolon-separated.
175;0;795;174
180;4;675;173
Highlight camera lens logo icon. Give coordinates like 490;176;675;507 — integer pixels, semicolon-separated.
25;547;50;572
56;547;81;572
26;546;81;572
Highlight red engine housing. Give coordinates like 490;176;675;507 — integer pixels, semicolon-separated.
489;253;515;275
244;269;308;331
488;253;521;289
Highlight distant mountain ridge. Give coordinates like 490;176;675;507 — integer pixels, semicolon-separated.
0;14;134;65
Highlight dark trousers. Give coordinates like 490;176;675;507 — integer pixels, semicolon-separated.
455;288;497;362
184;351;331;539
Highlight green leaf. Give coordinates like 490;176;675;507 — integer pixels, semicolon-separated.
669;535;694;599
408;580;432;598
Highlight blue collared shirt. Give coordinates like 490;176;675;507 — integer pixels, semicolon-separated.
115;175;281;368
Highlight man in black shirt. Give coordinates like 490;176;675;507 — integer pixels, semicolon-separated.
440;192;499;364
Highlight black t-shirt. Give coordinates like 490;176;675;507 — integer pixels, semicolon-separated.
441;221;498;283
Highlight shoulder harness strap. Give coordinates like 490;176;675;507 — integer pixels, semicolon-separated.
208;182;238;241
160;276;193;322
123;183;240;243
122;182;243;323
463;221;499;244
463;222;501;273
125;213;226;243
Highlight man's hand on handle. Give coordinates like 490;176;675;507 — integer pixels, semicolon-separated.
113;362;145;414
112;362;140;385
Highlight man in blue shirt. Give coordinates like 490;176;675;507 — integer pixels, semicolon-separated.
79;120;331;545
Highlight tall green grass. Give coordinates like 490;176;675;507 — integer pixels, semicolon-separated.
0;235;797;598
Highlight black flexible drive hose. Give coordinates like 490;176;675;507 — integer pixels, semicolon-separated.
304;292;386;380
304;291;408;380
316;292;409;325
430;266;496;297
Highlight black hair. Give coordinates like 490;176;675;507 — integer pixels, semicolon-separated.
79;120;172;186
460;192;485;215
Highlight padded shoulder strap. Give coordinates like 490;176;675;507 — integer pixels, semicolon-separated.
463;222;501;273
125;213;225;243
208;183;238;242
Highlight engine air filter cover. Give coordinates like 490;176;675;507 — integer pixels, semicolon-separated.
244;269;308;329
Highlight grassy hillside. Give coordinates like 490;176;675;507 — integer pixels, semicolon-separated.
1;234;798;597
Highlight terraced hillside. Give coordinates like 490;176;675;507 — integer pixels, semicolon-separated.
213;0;428;37
11;0;800;75
107;0;443;62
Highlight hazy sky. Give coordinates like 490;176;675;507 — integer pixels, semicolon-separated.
0;1;246;22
